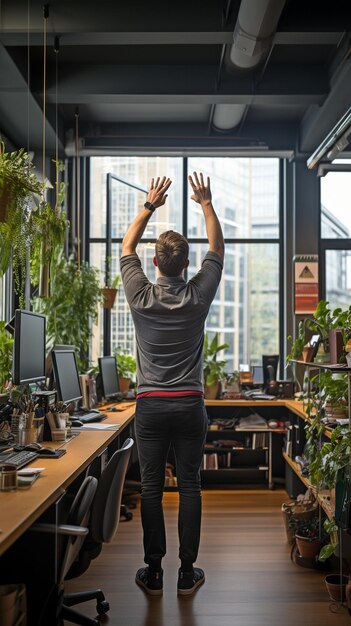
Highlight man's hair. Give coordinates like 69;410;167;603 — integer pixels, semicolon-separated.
155;230;189;277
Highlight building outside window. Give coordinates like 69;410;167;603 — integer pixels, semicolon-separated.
89;157;280;373
321;165;351;311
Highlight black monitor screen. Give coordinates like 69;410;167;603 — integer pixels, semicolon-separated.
13;310;46;385
51;349;82;404
98;356;120;399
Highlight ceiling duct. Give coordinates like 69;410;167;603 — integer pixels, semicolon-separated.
213;0;286;132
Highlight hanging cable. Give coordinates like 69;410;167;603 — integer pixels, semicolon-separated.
27;0;30;155
75;107;81;270
54;36;60;212
42;4;49;191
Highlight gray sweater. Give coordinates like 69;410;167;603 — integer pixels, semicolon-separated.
120;251;223;393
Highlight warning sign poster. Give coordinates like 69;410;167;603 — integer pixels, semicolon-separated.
294;256;319;314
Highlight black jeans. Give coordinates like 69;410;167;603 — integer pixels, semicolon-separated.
135;396;208;570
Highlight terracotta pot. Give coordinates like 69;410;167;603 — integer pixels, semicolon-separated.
295;535;321;559
325;574;349;602
102;287;117;309
302;346;314;363
204;381;220;400
119;377;131;394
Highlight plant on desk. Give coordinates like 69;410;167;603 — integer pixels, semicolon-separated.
203;332;229;399
115;348;136;394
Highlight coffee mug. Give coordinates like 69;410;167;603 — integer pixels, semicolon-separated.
0;463;17;491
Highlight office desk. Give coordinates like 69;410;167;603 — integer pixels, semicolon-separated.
0;404;135;558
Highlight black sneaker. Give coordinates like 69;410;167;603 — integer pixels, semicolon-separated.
177;567;205;596
135;567;163;596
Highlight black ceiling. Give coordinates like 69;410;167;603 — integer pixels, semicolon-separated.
1;0;351;163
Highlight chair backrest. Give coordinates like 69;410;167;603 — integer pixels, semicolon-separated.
90;437;134;543
60;475;98;582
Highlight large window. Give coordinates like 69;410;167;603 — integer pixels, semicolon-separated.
320;163;351;310
89;157;280;372
321;165;351;239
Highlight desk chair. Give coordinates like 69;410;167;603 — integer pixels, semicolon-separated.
63;437;134;625
32;438;133;626
31;475;98;625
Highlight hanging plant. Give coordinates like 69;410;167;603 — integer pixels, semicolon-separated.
0;141;43;307
30;162;69;289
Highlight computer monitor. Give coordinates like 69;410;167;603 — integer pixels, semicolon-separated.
262;354;279;391
12;310;46;385
51;349;83;404
98;356;120;400
45;344;76;390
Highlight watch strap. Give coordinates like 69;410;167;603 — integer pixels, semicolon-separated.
144;201;156;212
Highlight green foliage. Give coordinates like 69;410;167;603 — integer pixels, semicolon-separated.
30;200;69;287
0;322;14;393
287;300;351;362
289;515;320;540
203;332;229;387
115;348;136;380
32;251;103;372
306;423;351;489
105;256;121;289
0;142;43;308
318;517;338;562
318;370;348;410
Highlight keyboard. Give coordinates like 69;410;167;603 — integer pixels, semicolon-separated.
0;449;39;469
72;411;107;424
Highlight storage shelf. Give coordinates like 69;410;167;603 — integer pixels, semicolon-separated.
282;451;334;519
290;359;351;372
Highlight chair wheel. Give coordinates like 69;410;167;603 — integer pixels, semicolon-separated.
125;511;133;521
97;600;110;615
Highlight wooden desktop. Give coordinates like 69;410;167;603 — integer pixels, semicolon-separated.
0;403;135;557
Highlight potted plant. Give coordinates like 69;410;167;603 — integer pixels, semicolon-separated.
0;141;43;308
318;370;348;421
287;301;351;365
203;332;229;399
29;161;69;297
32;250;103;372
291;515;321;559
102;257;121;309
0;321;14;400
115;348;136;393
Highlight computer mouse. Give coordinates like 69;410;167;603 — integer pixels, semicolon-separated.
71;419;84;427
108;407;118;412
24;443;43;451
38;447;57;456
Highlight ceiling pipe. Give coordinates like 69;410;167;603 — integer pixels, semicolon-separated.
213;0;286;132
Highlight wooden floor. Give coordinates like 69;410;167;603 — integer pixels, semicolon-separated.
64;489;351;626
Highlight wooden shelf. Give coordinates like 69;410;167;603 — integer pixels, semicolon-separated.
282;451;334;519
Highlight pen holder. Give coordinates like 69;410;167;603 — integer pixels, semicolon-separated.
11;413;38;445
46;411;69;441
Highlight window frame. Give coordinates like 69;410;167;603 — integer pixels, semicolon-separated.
87;155;283;372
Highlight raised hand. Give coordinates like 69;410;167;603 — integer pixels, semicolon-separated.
147;176;172;209
188;172;212;205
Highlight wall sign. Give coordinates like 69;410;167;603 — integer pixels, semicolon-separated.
294;255;319;314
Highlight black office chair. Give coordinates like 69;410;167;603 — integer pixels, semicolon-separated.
63;437;134;625
31;438;134;626
31;475;98;625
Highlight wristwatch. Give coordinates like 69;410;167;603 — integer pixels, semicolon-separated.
144;201;156;212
